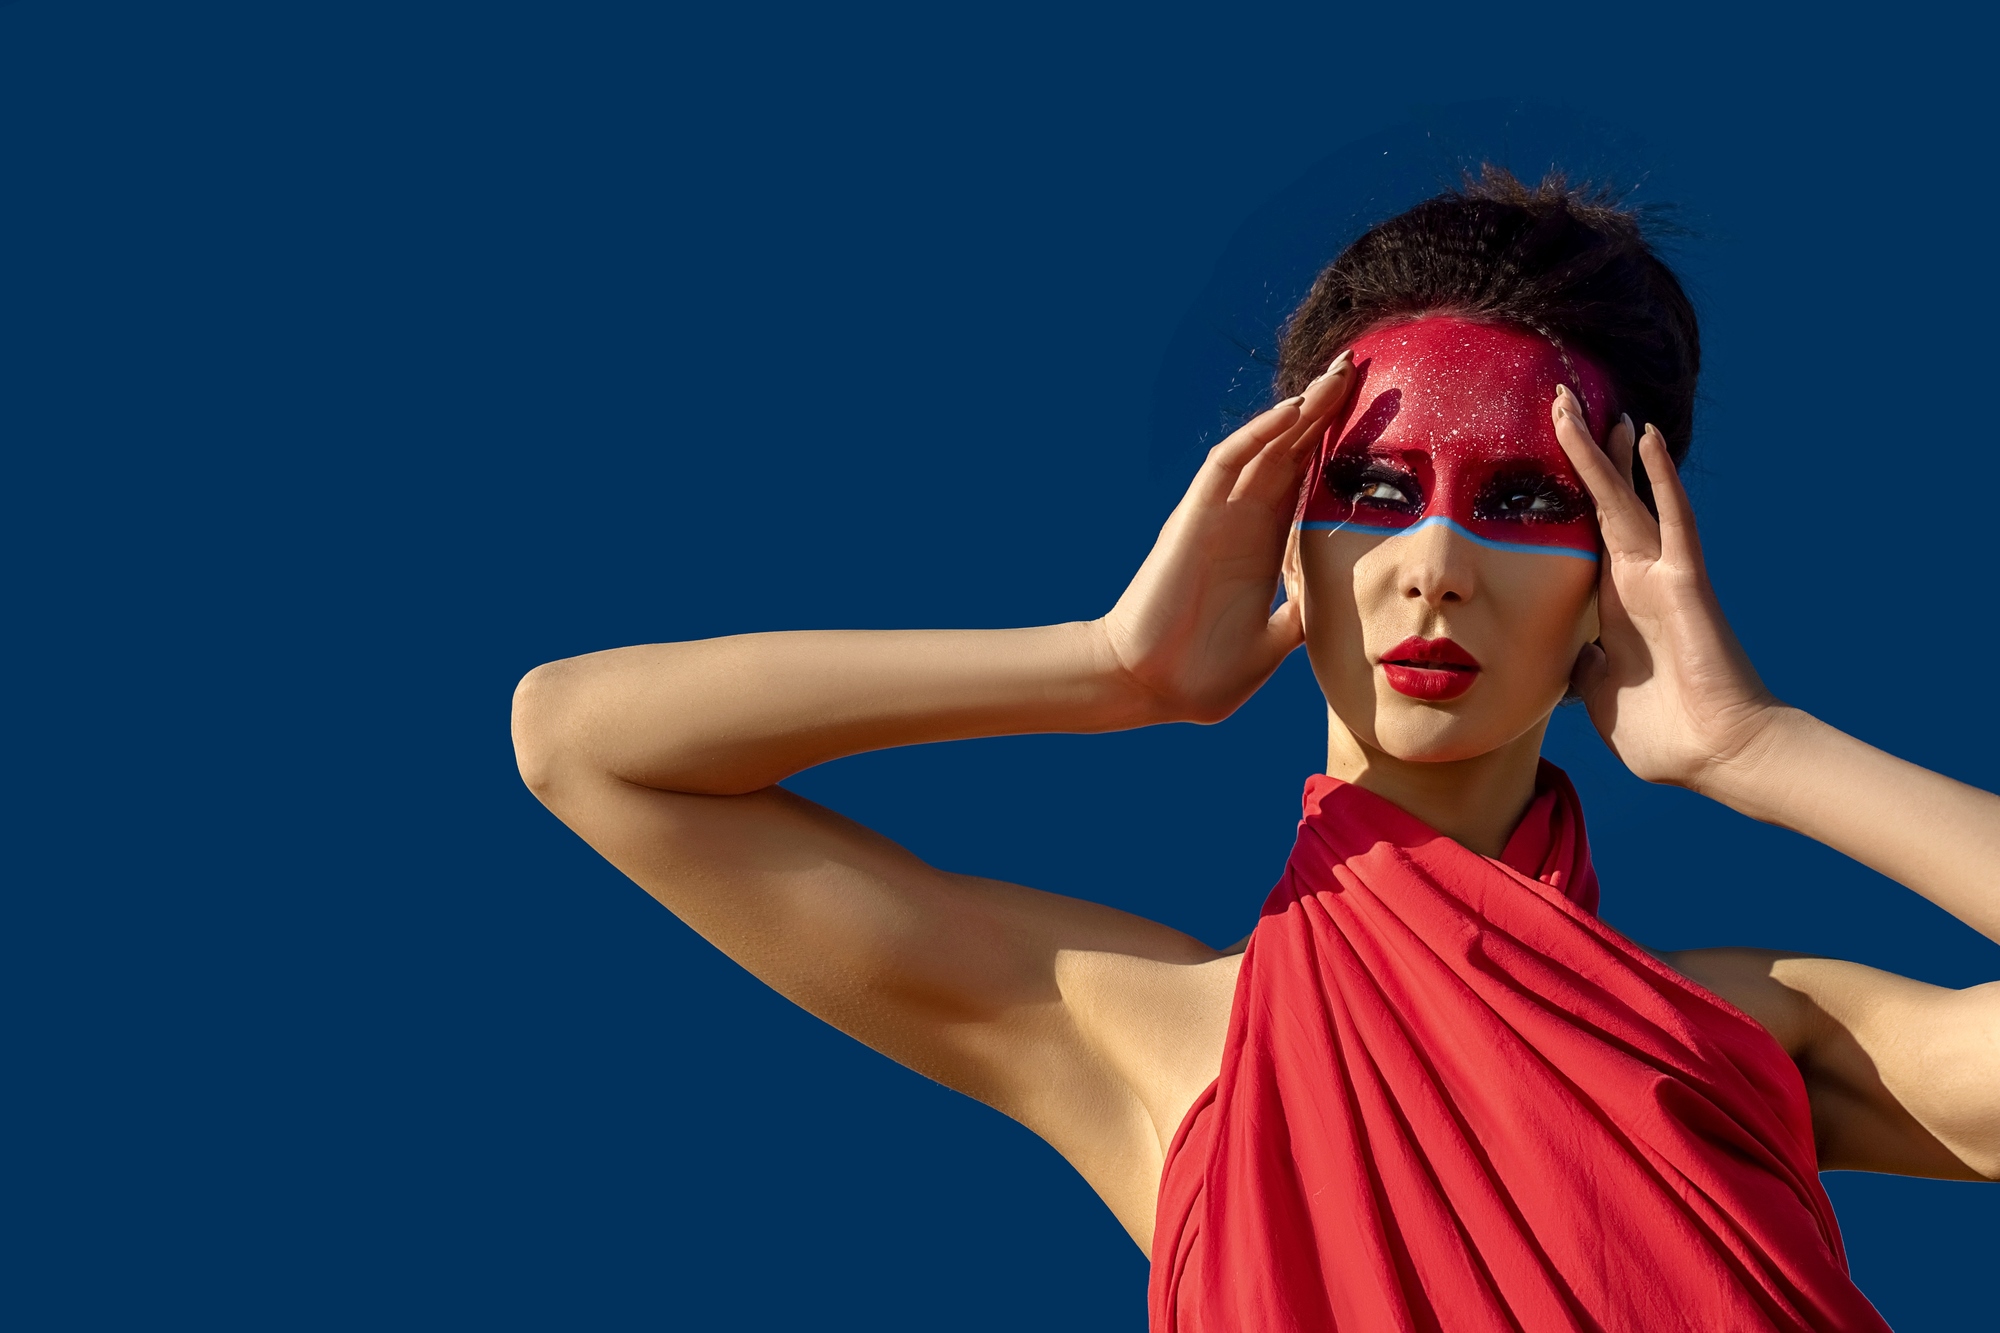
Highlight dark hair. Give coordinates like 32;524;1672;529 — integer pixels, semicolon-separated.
1277;167;1701;493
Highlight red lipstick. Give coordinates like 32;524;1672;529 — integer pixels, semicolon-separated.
1379;636;1481;701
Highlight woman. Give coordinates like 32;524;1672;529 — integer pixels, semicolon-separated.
511;172;1998;1330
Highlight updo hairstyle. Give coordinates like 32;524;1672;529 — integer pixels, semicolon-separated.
1277;167;1700;508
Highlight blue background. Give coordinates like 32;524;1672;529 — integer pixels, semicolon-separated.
7;2;1996;1328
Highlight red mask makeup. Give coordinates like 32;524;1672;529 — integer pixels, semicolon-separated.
1297;318;1615;561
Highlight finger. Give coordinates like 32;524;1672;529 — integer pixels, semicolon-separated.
1233;353;1359;506
1550;385;1658;554
1185;396;1308;507
1607;412;1636;487
1269;349;1359;462
1296;348;1358;428
1637;424;1702;567
1203;351;1354;480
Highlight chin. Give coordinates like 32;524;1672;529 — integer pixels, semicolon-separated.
1356;681;1564;764
1367;714;1513;764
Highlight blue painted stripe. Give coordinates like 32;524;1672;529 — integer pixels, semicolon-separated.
1296;515;1600;562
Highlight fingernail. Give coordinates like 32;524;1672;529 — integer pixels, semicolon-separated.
1620;412;1633;434
1307;350;1353;389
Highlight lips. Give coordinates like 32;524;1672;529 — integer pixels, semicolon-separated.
1379;635;1481;701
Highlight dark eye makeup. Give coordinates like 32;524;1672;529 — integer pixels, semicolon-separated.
1472;468;1587;524
1324;454;1424;515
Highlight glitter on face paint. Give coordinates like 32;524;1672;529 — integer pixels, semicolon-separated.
1297;318;1615;561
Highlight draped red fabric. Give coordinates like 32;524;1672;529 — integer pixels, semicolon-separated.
1149;763;1892;1332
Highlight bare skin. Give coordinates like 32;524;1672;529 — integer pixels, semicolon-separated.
512;361;2000;1253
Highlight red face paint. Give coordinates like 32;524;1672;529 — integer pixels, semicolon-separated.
1298;318;1614;561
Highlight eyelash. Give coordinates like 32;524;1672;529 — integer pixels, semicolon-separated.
1473;470;1586;523
1323;458;1586;524
1325;457;1423;513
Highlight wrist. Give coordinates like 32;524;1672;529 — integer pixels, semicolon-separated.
1074;618;1184;729
1685;702;1812;814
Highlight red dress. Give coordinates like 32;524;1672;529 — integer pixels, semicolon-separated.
1149;764;1892;1331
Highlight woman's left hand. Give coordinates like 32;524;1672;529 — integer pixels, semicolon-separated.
1555;389;2000;1185
1551;387;1779;792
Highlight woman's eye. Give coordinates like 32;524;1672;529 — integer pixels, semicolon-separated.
1474;471;1584;523
1326;457;1423;513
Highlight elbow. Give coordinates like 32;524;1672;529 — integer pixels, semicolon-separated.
511;660;584;803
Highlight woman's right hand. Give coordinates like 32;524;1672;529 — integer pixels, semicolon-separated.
511;351;1365;1248
514;371;1353;804
1096;354;1357;724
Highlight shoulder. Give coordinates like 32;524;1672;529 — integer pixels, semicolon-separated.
1651;946;1819;1056
1653;945;1980;1059
1650;944;1970;1060
1655;945;2000;1180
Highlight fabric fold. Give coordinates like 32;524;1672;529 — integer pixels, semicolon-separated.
1149;762;1890;1332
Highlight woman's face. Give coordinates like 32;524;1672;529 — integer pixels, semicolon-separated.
1287;318;1611;762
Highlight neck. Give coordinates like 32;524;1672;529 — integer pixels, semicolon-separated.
1324;709;1552;858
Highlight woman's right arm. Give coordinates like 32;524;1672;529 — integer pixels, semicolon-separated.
512;622;1155;801
508;358;1356;1241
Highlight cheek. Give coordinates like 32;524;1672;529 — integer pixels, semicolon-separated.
1295;539;1373;656
1296;534;1598;672
1486;561;1600;658
1297;539;1350;611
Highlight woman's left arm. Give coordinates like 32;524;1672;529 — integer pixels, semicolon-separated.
1705;698;2000;944
1552;388;2000;1180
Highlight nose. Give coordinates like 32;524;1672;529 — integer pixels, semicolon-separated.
1396;519;1478;608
